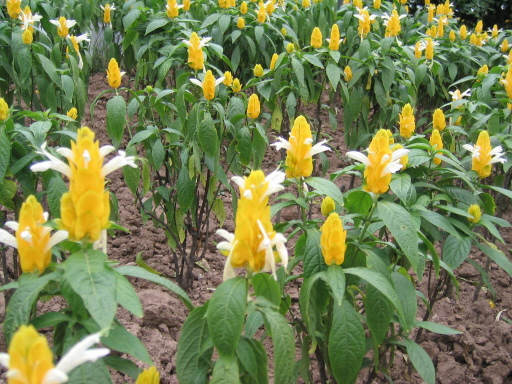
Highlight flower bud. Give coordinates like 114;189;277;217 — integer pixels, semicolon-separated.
253;64;264;77
321;197;335;216
468;204;481;223
247;94;261;119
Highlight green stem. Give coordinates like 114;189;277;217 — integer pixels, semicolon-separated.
358;193;379;242
297;177;307;224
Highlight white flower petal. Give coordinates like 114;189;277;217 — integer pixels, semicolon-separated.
0;229;18;249
391;148;409;161
214;77;226;87
49;20;60;26
189;78;203;88
231;176;244;187
5;221;19;231
346;151;371;166
54;332;109;375
0;353;9;368
43;368;68;384
99;145;115;157
381;161;403;177
45;230;69;253
223;246;237;281
305;141;331;158
216;229;235;243
271;137;292;151
101;152;137;177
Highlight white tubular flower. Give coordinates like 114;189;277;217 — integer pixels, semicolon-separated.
449;88;471;101
19;8;43;30
182;35;211;49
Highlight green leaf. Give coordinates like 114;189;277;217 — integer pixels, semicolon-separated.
303;228;327;279
252;273;280;307
299;272;327;340
381;56;395;93
107;96;126;148
151;138;165;170
63;250;117;330
211;355;239;384
101;322;151;364
145;18;170;35
400;339;435;384
68;360;112;384
43;171;67;218
391;271;417;332
31;312;70;329
344;267;406;329
36;54;62;89
61;74;74;101
390;173;412;204
207;277;247;357
176;305;211;384
443;235;471;270
377;201;419;275
303;54;324;68
304;177;343;205
103;356;141;380
415;321;462;335
0;128;11;181
260;308;295;384
325;264;345;306
198;116;218;157
4;272;58;343
344;190;372;216
0;179;16;209
329;300;365;384
291;58;308;100
123;8;141;31
116;265;193;310
16;46;32;84
237;337;268;384
476;243;512;277
418;210;460;239
366;284;394;347
177;166;195;213
326;62;341;89
114;271;143;317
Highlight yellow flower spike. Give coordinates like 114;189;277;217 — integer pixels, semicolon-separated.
183;0;191;11
475;20;483;33
190;70;224;100
232;78;242;92
21;27;33;45
344;66;352;82
477;65;488;81
166;0;182;18
237;16;246;29
286;42;295;53
19;6;42;32
427;5;435;23
240;1;248;14
321;196;336;216
257;3;266;23
216;170;287;280
218;0;229;8
449;30;456;42
281;27;287;36
463;131;506;178
501;39;509;53
437;16;446;37
50;16;77;38
272;115;330;179
101;3;116;25
223;71;233;86
354;8;375;38
508;103;512;111
247;94;261;119
501;65;512;99
459;25;467;40
270;53;279;70
393;144;408;169
7;0;21;19
106;58;126;89
327;24;341;51
266;0;275;15
0;98;9;121
425;37;434;60
30;127;137;243
468;204;482;223
507;50;512;66
302;0;311;7
253;64;264;77
0;325;109;384
310;27;322;49
414;41;422;58
136;366;161;384
399;103;415;139
384;9;402;37
183;32;210;71
491;24;499;38
432;109;446;131
373;0;381;9
320;213;347;266
436;3;444;16
67;107;78;120
346;129;409;194
429;129;443;165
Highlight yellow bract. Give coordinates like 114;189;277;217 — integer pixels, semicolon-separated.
136;366;160;384
432;109;446;131
464;130;506;178
475;20;483;33
344;66;352;82
285;116;314;179
357;9;372;38
240;1;248;14
106;58;124;89
425;37;434;60
501;39;509;53
7;325;55;384
320;213;347;266
502;65;512;99
310;27;322;49
459;25;467;40
237;17;245;29
56;16;71;38
253;64;264;77
16;196;52;274
449;30;455;42
0;98;9;122
67;107;78;120
247;94;261;119
223;71;233;86
328;24;341;51
257;3;266;23
167;0;180;17
232;78;242;92
59;127;111;242
364;130;394;193
385;10;401;37
429;129;443;165
373;0;381;9
393;144;408;169
286;43;295;53
270;53;279;70
399;103;415;139
468;205;482;224
7;0;21;19
321;196;335;216
183;0;191;11
414;41;422;58
187;32;204;70
202;70;216;100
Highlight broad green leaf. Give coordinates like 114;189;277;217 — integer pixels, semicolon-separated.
400;339;435;384
151;138;165;170
177;166;195;213
291;58;308;100
325;265;345;306
476;243;512;277
329;300;365;384
176;305;211;384
68;360;112;384
304;177;343;206
326;62;341;90
36;54;62;89
61;74;74;101
145;18;170;35
115;265;193;310
16;46;32;83
207;277;247;357
390;173;412;204
101;322;151;364
260;308;295;384
252;273;280;307
237;337;268;384
63;251;117;330
391;271;417;332
418;210;460;239
211;355;239;384
123;8;141;31
303;54;323;68
443;235;471;270
415;321;462;335
0;179;16;209
299;272;326;337
303;228;327;279
271;104;283;132
43;171;67;218
382;56;395;92
377;201;419;275
4;272;58;343
366;284;393;347
0;128;11;181
198;116;218;157
31;312;70;329
103;356;141;380
114;271;143;317
107;96;126;148
344;267;406;329
344;190;372;216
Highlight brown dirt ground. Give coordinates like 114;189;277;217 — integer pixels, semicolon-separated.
2;72;512;384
